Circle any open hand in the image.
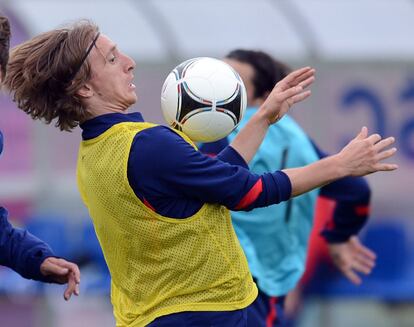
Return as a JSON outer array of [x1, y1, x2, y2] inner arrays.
[[260, 66, 315, 124], [40, 257, 80, 301], [328, 236, 376, 285], [338, 126, 398, 176]]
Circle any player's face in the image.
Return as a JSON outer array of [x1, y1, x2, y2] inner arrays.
[[224, 59, 260, 107], [87, 34, 137, 111]]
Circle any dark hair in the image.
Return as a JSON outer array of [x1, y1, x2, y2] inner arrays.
[[0, 15, 11, 78], [4, 20, 99, 131], [226, 49, 291, 100]]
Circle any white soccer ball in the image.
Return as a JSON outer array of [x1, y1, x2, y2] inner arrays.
[[160, 57, 247, 143]]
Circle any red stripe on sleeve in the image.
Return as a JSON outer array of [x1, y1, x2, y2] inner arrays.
[[356, 205, 370, 216], [234, 178, 263, 210]]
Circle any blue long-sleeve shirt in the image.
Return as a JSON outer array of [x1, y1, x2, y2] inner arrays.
[[79, 112, 292, 217], [0, 207, 54, 282], [0, 131, 55, 281]]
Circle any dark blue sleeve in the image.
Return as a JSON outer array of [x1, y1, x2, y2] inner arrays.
[[311, 141, 372, 243], [319, 176, 371, 243], [0, 207, 55, 282], [216, 146, 249, 169], [128, 126, 291, 216], [199, 138, 248, 169]]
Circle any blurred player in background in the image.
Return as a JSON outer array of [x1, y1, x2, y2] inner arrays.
[[0, 14, 80, 301], [200, 49, 377, 326], [4, 20, 397, 327]]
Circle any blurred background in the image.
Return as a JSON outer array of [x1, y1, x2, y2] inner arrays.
[[0, 0, 413, 326]]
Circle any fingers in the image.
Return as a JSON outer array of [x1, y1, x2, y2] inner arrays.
[[43, 263, 69, 276], [290, 68, 315, 88], [372, 137, 398, 170], [53, 258, 81, 284], [373, 136, 395, 150], [373, 162, 399, 171], [40, 257, 81, 301], [278, 67, 313, 89], [355, 126, 368, 140], [351, 256, 374, 275], [279, 85, 303, 98], [329, 238, 378, 286], [338, 256, 372, 285], [366, 133, 382, 145], [351, 236, 377, 260], [298, 75, 315, 90], [64, 272, 80, 301], [359, 246, 377, 261], [376, 147, 397, 162], [290, 90, 312, 105], [352, 130, 398, 173], [277, 82, 312, 105], [63, 260, 81, 284], [277, 68, 315, 92], [366, 134, 396, 162], [58, 259, 80, 301], [57, 259, 81, 282], [342, 268, 362, 285]]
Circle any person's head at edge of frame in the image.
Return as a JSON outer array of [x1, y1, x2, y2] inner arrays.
[[0, 14, 11, 156], [0, 14, 10, 84], [225, 49, 291, 108], [4, 20, 137, 132]]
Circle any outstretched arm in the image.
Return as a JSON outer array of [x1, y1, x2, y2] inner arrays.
[[283, 127, 397, 197], [231, 67, 315, 163], [0, 207, 54, 280], [0, 207, 80, 300]]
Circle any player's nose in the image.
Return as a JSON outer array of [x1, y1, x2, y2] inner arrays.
[[124, 54, 136, 73]]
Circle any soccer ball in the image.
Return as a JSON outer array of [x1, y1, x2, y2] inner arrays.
[[160, 57, 247, 143]]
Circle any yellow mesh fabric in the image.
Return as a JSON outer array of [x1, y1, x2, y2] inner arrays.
[[76, 122, 257, 327]]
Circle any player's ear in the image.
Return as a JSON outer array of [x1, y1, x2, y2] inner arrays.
[[76, 83, 94, 98]]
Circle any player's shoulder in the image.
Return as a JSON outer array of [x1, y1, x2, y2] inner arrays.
[[133, 125, 192, 156], [136, 125, 184, 142]]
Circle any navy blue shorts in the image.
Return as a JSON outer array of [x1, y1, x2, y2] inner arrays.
[[247, 289, 285, 327], [147, 308, 248, 327]]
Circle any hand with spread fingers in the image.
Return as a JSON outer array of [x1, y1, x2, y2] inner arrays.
[[283, 126, 397, 198], [231, 66, 316, 163], [40, 257, 81, 301], [260, 66, 315, 124], [338, 126, 398, 176], [328, 236, 377, 285]]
